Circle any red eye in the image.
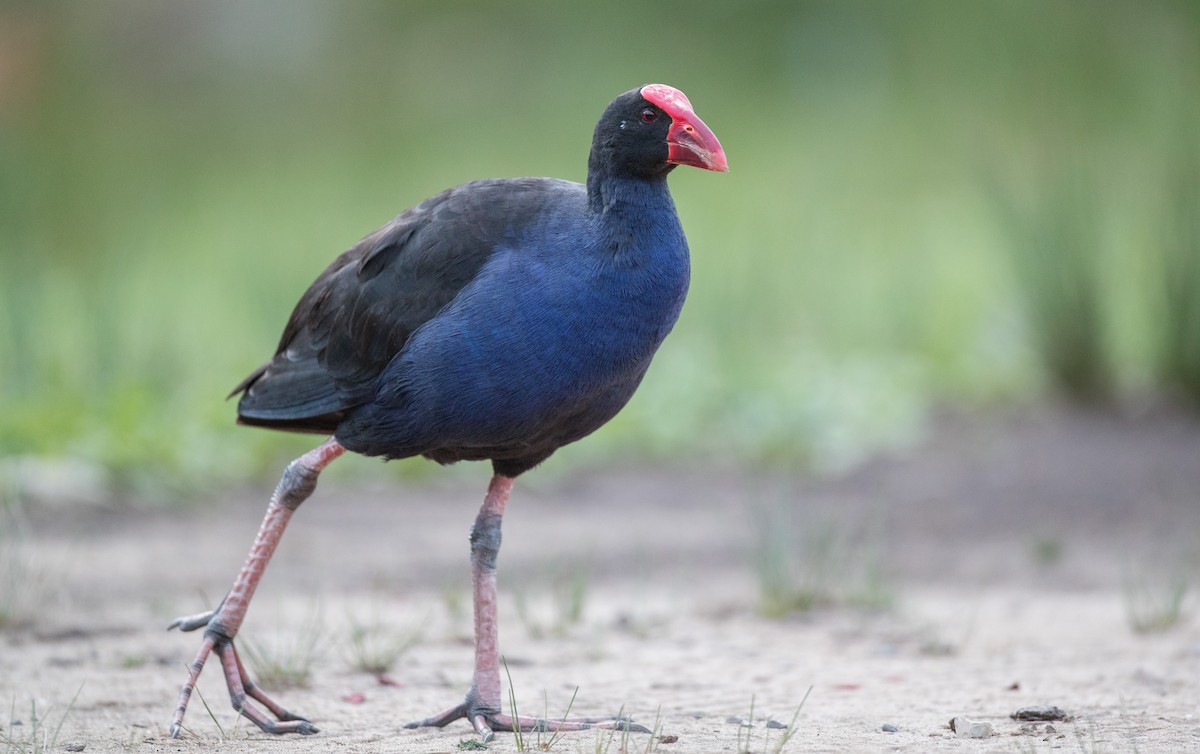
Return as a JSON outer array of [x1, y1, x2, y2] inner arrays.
[[640, 108, 657, 123]]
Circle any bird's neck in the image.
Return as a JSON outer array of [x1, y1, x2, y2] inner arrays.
[[586, 169, 679, 242], [586, 143, 676, 208]]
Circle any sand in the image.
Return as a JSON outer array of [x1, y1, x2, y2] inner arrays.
[[2, 407, 1198, 752]]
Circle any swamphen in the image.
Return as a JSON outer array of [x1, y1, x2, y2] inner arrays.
[[168, 84, 727, 742]]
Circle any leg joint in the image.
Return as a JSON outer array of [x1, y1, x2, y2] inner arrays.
[[465, 684, 502, 719], [204, 619, 233, 645], [276, 459, 319, 511], [470, 512, 503, 572]]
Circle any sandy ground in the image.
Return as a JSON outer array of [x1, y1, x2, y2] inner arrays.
[[2, 407, 1200, 753]]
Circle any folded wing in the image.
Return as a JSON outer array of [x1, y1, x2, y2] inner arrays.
[[232, 178, 558, 433]]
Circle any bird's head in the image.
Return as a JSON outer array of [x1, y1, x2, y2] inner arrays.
[[592, 84, 728, 179]]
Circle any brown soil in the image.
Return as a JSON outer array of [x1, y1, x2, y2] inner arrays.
[[3, 406, 1199, 753]]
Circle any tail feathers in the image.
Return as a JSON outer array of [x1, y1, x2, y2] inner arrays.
[[236, 412, 344, 435], [231, 359, 354, 435]]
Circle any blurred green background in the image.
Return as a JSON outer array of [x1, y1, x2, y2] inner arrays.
[[1, 0, 1197, 494]]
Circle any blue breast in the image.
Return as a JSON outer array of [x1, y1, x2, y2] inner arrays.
[[344, 181, 690, 463]]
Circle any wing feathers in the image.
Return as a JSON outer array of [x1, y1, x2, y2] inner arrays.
[[231, 178, 560, 431]]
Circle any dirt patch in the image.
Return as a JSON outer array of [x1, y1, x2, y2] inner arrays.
[[3, 406, 1199, 752]]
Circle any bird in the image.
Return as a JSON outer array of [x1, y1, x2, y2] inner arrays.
[[167, 83, 726, 742]]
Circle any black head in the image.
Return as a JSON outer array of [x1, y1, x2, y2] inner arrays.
[[589, 84, 727, 181]]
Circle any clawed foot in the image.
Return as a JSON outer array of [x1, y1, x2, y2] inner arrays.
[[404, 691, 650, 743], [168, 608, 317, 738]]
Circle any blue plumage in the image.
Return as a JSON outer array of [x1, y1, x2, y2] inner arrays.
[[339, 177, 689, 473], [234, 86, 724, 477]]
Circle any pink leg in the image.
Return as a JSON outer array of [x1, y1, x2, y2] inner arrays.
[[167, 438, 344, 738], [405, 475, 649, 743]]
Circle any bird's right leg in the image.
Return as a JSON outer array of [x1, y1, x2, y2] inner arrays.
[[405, 475, 648, 742], [166, 437, 344, 738]]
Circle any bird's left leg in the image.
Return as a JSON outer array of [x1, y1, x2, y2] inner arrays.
[[405, 475, 649, 743], [166, 437, 344, 738]]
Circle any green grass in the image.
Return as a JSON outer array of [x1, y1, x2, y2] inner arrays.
[[591, 704, 635, 754], [534, 687, 578, 752], [1158, 142, 1200, 403], [503, 658, 525, 751], [990, 157, 1114, 401], [513, 566, 590, 640], [1, 685, 84, 754], [2, 1, 1199, 489], [239, 606, 328, 690], [343, 607, 422, 676], [1124, 574, 1189, 634], [499, 660, 650, 751], [734, 695, 757, 754], [734, 690, 810, 754], [192, 680, 228, 740], [750, 483, 893, 618], [502, 659, 593, 751]]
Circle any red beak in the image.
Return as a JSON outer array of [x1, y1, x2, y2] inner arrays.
[[666, 112, 728, 172], [641, 84, 729, 173]]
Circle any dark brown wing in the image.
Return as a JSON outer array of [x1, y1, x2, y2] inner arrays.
[[232, 178, 560, 433]]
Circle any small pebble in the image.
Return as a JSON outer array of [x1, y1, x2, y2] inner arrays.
[[724, 716, 743, 725], [1012, 705, 1069, 722], [882, 723, 898, 733], [765, 720, 787, 730], [657, 734, 679, 744], [63, 743, 86, 753], [950, 716, 993, 739], [966, 722, 993, 739]]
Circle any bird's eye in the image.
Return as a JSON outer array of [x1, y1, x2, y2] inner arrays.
[[640, 108, 657, 123]]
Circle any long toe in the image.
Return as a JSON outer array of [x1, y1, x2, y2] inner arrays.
[[404, 695, 651, 742], [404, 703, 469, 730], [489, 713, 651, 735], [167, 609, 216, 632], [171, 627, 317, 738], [257, 719, 319, 736]]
